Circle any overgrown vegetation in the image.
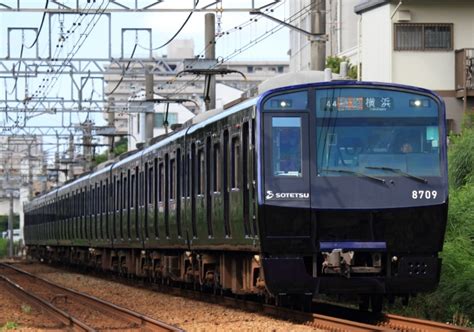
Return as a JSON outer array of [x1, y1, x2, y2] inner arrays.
[[1, 322, 18, 331], [0, 238, 7, 257], [0, 215, 19, 233], [325, 56, 358, 79], [392, 125, 474, 327], [92, 138, 128, 167]]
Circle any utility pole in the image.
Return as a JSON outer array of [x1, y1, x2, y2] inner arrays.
[[204, 13, 216, 110], [8, 193, 14, 258], [68, 133, 75, 179], [144, 66, 155, 142], [82, 120, 93, 172], [27, 144, 33, 199], [310, 0, 326, 70], [108, 97, 115, 159]]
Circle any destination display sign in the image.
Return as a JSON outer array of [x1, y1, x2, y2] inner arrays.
[[321, 97, 394, 112]]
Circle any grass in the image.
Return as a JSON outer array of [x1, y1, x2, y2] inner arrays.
[[1, 322, 18, 331], [0, 238, 7, 257], [389, 126, 474, 327]]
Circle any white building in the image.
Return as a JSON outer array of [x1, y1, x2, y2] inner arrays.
[[0, 136, 46, 215], [355, 0, 474, 133], [289, 0, 360, 71]]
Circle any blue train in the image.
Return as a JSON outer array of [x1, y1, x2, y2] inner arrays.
[[24, 78, 448, 312]]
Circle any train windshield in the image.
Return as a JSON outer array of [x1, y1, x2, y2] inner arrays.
[[315, 88, 441, 177]]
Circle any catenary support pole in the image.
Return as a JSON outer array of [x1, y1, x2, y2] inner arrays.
[[205, 13, 216, 111], [144, 66, 155, 141], [310, 0, 326, 70], [8, 193, 14, 258]]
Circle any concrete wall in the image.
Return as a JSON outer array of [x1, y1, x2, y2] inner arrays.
[[0, 198, 21, 215], [360, 4, 394, 82], [359, 1, 474, 132], [392, 2, 474, 90]]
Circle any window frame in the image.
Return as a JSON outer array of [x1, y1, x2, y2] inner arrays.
[[394, 23, 453, 51]]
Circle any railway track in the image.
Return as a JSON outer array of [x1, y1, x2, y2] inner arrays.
[[381, 313, 472, 331], [0, 263, 182, 332], [6, 262, 472, 332]]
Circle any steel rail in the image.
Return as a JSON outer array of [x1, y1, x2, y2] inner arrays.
[[9, 262, 472, 332], [0, 263, 183, 332], [0, 275, 92, 331], [381, 313, 472, 331]]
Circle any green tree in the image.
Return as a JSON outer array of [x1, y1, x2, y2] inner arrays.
[[325, 56, 358, 79], [91, 138, 128, 167]]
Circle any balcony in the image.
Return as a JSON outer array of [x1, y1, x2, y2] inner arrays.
[[455, 48, 474, 98]]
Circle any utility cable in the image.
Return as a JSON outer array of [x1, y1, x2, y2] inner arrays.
[[25, 0, 49, 49], [137, 0, 199, 51], [106, 43, 138, 96]]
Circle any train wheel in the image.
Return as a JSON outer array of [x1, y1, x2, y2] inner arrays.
[[370, 295, 383, 314]]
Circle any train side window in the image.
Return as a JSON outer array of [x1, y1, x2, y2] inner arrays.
[[170, 158, 176, 200], [138, 168, 143, 207], [198, 148, 205, 195], [123, 175, 128, 210], [104, 180, 108, 239], [127, 169, 131, 239], [177, 148, 182, 237], [186, 153, 191, 198], [154, 158, 159, 238], [213, 143, 222, 192], [98, 182, 102, 215], [180, 151, 185, 199], [159, 162, 164, 202], [148, 163, 153, 204], [116, 177, 121, 212], [131, 173, 135, 209], [231, 136, 241, 189]]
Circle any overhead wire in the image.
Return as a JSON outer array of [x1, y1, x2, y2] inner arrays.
[[30, 1, 110, 115], [137, 0, 200, 51], [25, 0, 49, 49], [167, 0, 308, 98]]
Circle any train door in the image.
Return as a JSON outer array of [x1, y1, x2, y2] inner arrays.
[[262, 113, 311, 236], [223, 130, 230, 237]]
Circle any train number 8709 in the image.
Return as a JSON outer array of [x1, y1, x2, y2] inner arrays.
[[412, 190, 438, 200]]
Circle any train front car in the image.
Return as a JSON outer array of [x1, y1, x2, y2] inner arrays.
[[257, 81, 448, 310]]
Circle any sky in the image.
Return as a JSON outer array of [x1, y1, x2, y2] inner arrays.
[[0, 0, 291, 161]]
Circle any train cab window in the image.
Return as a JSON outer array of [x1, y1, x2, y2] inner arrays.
[[231, 136, 241, 188], [213, 143, 222, 192], [197, 148, 205, 195], [271, 117, 302, 177], [263, 90, 308, 111]]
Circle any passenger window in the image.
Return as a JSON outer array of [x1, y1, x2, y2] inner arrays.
[[231, 136, 241, 188], [197, 149, 205, 195], [131, 174, 135, 208], [148, 164, 153, 204], [170, 158, 176, 200], [272, 117, 302, 177], [213, 143, 221, 192], [159, 163, 164, 202]]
